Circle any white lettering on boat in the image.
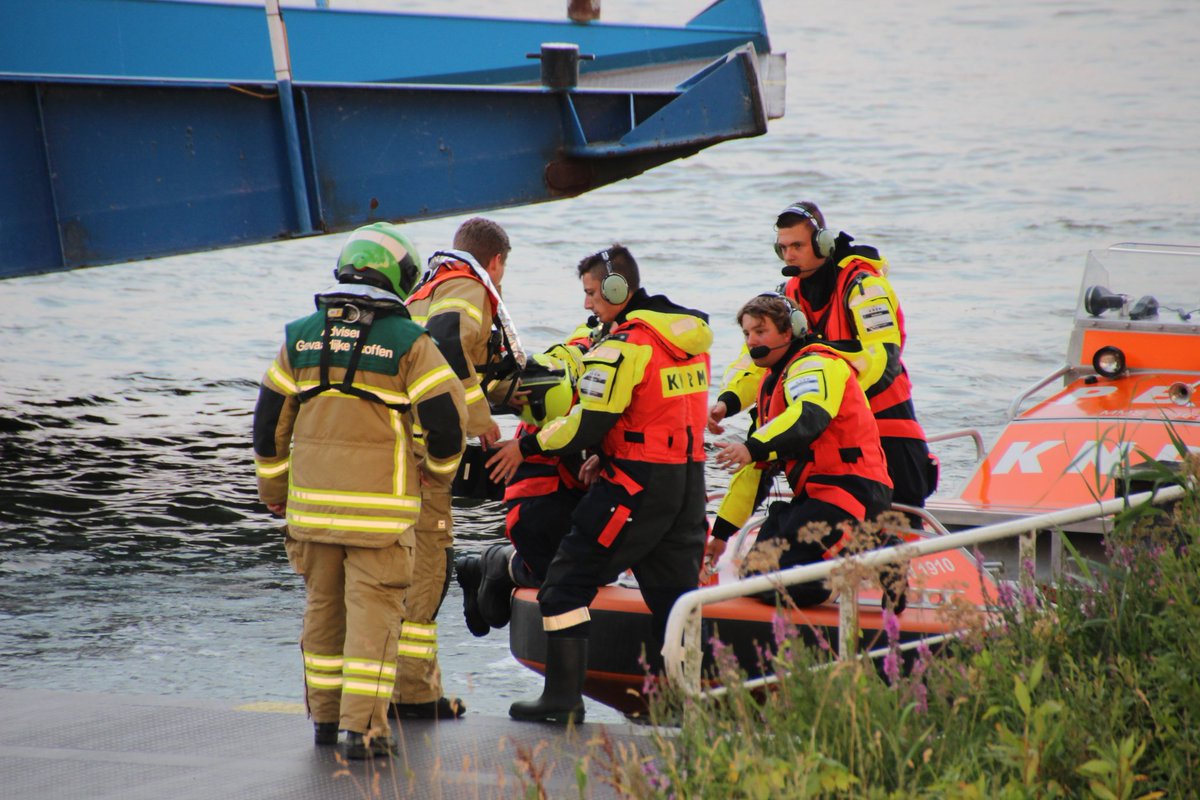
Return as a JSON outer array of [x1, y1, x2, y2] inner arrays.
[[912, 556, 957, 577], [991, 441, 1059, 474]]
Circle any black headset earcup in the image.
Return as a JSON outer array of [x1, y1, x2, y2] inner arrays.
[[812, 227, 837, 260], [601, 272, 629, 304]]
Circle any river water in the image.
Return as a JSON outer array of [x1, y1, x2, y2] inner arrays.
[[2, 0, 1198, 724]]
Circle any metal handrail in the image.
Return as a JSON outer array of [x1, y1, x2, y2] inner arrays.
[[925, 428, 986, 463], [662, 483, 1188, 697], [1006, 364, 1074, 420]]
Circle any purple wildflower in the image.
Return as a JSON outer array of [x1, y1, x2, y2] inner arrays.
[[883, 649, 900, 684], [913, 639, 932, 679], [883, 608, 901, 644], [642, 758, 672, 792], [812, 627, 831, 652], [911, 682, 928, 713], [771, 612, 797, 647]]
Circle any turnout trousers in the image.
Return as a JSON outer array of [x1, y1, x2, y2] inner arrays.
[[391, 484, 454, 704], [285, 536, 413, 737]]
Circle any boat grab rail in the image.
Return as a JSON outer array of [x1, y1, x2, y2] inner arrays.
[[1006, 364, 1075, 420], [662, 482, 1188, 698], [925, 428, 986, 464]]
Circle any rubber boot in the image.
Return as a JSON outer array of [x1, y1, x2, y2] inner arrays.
[[509, 636, 587, 724], [477, 544, 516, 629], [338, 730, 397, 760], [314, 721, 339, 746], [454, 554, 489, 637], [390, 696, 466, 720]]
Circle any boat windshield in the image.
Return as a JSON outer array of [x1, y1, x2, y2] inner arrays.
[[1076, 243, 1200, 330]]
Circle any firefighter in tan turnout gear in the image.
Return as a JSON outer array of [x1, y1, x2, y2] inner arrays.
[[253, 222, 466, 759], [390, 216, 517, 719]]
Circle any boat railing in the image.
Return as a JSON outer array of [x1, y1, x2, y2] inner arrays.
[[662, 482, 1188, 700], [925, 428, 986, 464], [1006, 364, 1075, 419]]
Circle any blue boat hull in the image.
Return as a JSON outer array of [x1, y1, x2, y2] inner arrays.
[[0, 0, 785, 277]]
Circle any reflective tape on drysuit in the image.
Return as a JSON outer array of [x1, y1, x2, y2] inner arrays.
[[542, 606, 591, 632]]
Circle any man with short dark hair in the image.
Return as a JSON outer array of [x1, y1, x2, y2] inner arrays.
[[710, 201, 936, 522], [487, 244, 711, 724], [390, 216, 517, 719]]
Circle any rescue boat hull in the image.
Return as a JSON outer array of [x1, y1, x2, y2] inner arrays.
[[928, 243, 1200, 536], [509, 544, 996, 715]]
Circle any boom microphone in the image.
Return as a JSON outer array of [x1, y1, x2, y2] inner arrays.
[[748, 341, 791, 359], [780, 266, 800, 277]]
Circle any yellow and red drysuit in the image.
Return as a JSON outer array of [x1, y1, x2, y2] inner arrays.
[[253, 285, 466, 739], [518, 290, 711, 647], [717, 237, 936, 512], [713, 337, 893, 606]]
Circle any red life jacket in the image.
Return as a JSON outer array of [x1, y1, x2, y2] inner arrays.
[[603, 318, 709, 465], [783, 258, 924, 441], [756, 341, 891, 519], [406, 259, 498, 317], [504, 420, 586, 503]]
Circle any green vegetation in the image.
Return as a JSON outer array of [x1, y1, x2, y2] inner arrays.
[[575, 458, 1199, 799]]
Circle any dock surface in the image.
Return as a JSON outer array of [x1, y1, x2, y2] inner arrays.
[[0, 688, 652, 799]]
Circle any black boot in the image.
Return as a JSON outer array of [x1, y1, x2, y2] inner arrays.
[[314, 721, 339, 746], [477, 544, 516, 629], [455, 554, 489, 637], [509, 636, 587, 724], [390, 696, 466, 720], [338, 730, 397, 760]]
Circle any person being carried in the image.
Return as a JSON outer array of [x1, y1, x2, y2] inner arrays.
[[389, 216, 516, 720], [457, 323, 595, 637], [487, 245, 711, 724], [708, 293, 905, 611], [709, 201, 936, 524], [253, 222, 466, 759]]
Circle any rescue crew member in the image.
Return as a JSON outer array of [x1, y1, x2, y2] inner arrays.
[[457, 325, 594, 637], [487, 245, 711, 724], [390, 216, 514, 720], [708, 202, 936, 523], [708, 294, 904, 610], [253, 222, 466, 759]]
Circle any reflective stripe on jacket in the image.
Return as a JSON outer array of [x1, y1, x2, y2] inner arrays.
[[756, 341, 891, 509], [783, 251, 926, 442], [254, 313, 465, 547]]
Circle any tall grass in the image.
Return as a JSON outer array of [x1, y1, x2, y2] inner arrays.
[[585, 457, 1199, 799]]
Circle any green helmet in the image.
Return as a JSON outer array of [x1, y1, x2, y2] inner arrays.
[[518, 352, 577, 428], [336, 222, 421, 300]]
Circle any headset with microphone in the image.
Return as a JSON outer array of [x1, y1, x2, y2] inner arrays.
[[748, 293, 808, 359], [774, 204, 838, 264], [596, 249, 629, 305]]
